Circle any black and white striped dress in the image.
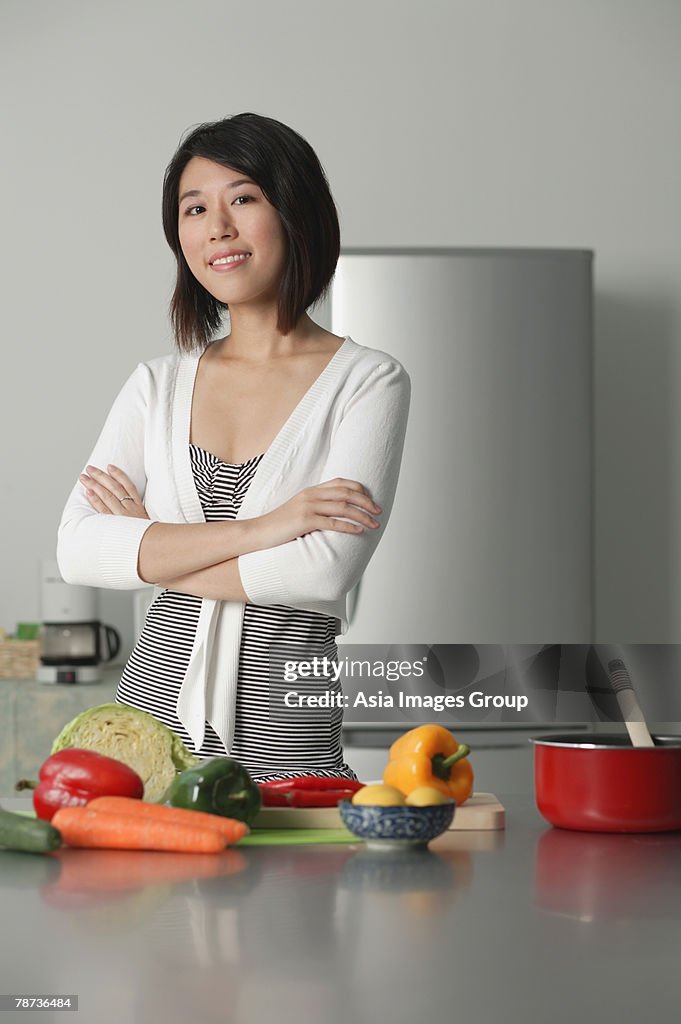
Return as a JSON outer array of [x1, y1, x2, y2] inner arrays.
[[115, 444, 357, 782]]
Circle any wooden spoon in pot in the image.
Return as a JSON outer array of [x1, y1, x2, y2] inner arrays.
[[607, 658, 655, 747]]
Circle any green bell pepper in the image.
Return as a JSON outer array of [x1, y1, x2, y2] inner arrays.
[[161, 757, 261, 826]]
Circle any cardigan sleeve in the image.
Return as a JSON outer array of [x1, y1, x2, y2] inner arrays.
[[56, 363, 159, 589], [237, 358, 411, 611]]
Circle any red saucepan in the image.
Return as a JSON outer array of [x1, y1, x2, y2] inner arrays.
[[531, 734, 681, 833]]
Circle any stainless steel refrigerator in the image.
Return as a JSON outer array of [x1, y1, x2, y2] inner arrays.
[[330, 247, 593, 645]]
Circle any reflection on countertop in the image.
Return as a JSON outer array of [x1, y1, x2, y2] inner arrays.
[[2, 796, 681, 1023], [535, 825, 681, 924]]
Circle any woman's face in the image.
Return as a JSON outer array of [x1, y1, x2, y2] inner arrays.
[[177, 156, 288, 310]]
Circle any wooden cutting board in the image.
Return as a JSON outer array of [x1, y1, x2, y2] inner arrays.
[[253, 792, 505, 831]]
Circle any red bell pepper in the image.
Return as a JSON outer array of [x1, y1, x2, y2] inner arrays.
[[16, 749, 144, 822]]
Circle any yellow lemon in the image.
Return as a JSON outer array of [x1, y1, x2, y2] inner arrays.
[[351, 784, 406, 807], [405, 786, 453, 807]]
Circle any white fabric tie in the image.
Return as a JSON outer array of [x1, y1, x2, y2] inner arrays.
[[176, 598, 220, 751], [176, 598, 246, 752]]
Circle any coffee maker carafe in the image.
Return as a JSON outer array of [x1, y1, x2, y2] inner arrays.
[[38, 560, 121, 684]]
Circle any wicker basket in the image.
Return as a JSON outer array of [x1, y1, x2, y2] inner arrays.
[[0, 639, 40, 679]]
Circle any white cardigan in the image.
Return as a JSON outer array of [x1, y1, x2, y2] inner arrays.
[[57, 335, 411, 751]]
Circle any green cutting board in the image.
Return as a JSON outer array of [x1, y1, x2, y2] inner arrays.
[[240, 828, 357, 846]]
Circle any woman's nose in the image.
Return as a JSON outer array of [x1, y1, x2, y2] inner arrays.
[[207, 207, 235, 241]]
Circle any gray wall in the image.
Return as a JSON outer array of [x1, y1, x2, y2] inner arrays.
[[1, 0, 680, 653]]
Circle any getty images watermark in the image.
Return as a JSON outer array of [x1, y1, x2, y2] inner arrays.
[[279, 654, 528, 713], [265, 644, 674, 725], [264, 645, 545, 726]]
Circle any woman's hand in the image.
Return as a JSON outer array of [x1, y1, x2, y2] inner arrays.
[[79, 464, 150, 519], [253, 478, 382, 549]]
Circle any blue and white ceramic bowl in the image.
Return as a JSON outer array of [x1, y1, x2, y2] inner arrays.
[[338, 799, 455, 851]]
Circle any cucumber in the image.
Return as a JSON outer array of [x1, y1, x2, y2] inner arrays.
[[0, 808, 62, 854]]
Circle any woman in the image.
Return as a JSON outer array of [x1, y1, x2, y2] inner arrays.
[[57, 113, 410, 781]]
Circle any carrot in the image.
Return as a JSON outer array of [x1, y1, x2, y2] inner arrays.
[[86, 796, 249, 844], [51, 806, 227, 853]]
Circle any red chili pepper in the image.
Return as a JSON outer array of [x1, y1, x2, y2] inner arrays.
[[260, 776, 364, 793], [15, 749, 144, 822], [285, 789, 359, 808], [257, 786, 291, 807], [258, 783, 361, 808]]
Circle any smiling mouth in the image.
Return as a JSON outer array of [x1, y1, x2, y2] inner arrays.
[[210, 253, 252, 267]]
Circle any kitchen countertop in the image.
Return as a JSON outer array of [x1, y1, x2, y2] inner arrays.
[[0, 670, 120, 797], [1, 794, 680, 1024]]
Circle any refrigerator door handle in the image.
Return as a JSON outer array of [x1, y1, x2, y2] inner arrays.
[[347, 580, 361, 625]]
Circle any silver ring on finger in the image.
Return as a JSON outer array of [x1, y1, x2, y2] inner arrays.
[[120, 496, 135, 503]]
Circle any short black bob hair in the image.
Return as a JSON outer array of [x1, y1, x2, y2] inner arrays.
[[162, 112, 341, 353]]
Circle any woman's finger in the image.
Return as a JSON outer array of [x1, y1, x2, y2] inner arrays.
[[80, 470, 120, 501], [107, 464, 142, 501], [320, 478, 368, 494], [82, 476, 148, 518], [80, 475, 124, 514], [317, 488, 381, 512], [84, 488, 112, 515], [312, 516, 365, 534], [80, 467, 133, 515], [314, 482, 381, 511], [314, 500, 380, 528], [82, 465, 130, 502]]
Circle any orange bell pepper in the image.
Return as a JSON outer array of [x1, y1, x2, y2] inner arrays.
[[383, 724, 474, 805]]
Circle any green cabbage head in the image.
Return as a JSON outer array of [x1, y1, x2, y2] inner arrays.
[[51, 703, 200, 802]]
